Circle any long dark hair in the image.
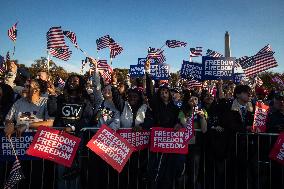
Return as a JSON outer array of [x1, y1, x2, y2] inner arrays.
[[156, 86, 174, 105], [180, 89, 192, 117], [63, 74, 90, 101], [0, 83, 14, 122]]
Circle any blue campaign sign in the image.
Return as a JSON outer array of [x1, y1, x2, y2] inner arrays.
[[233, 73, 246, 84], [129, 65, 145, 77], [202, 57, 236, 80], [0, 131, 37, 161], [137, 58, 158, 65], [180, 61, 203, 81], [150, 64, 170, 80]]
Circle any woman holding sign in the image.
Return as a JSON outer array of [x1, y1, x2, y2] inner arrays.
[[4, 78, 54, 189], [88, 58, 121, 189], [47, 74, 94, 189], [178, 90, 207, 189], [145, 61, 185, 189]]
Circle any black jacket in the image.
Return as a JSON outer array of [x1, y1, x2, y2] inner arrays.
[[146, 73, 179, 128], [47, 94, 94, 133]]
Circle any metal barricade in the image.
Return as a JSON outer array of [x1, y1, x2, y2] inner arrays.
[[235, 132, 284, 189], [0, 126, 283, 189]]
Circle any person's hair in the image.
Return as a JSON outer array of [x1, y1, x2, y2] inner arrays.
[[200, 89, 210, 103], [30, 79, 48, 95], [156, 86, 173, 104], [64, 74, 89, 100], [0, 83, 14, 107], [181, 89, 195, 117], [233, 85, 251, 98], [127, 88, 143, 107]]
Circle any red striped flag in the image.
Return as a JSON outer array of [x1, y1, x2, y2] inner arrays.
[[166, 40, 187, 48], [96, 35, 110, 50], [187, 80, 203, 89], [0, 66, 6, 74], [4, 159, 24, 189], [255, 76, 263, 87], [257, 44, 272, 54], [271, 76, 284, 88], [8, 22, 18, 42], [206, 49, 223, 57], [190, 47, 202, 57], [63, 31, 78, 48], [57, 77, 65, 88], [47, 26, 67, 49], [240, 51, 277, 77], [109, 38, 123, 58], [147, 48, 166, 64], [238, 45, 278, 77], [50, 47, 72, 61], [97, 60, 113, 82]]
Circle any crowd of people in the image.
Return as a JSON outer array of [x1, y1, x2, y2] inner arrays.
[[0, 58, 283, 189]]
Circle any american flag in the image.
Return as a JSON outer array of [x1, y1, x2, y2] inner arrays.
[[81, 57, 88, 70], [187, 79, 203, 89], [257, 44, 272, 54], [109, 38, 123, 59], [6, 52, 10, 62], [63, 31, 78, 48], [57, 77, 65, 88], [8, 22, 18, 42], [254, 76, 263, 87], [190, 47, 203, 57], [46, 26, 67, 49], [50, 47, 72, 61], [208, 85, 217, 97], [239, 51, 277, 77], [97, 60, 113, 82], [0, 66, 6, 74], [4, 159, 25, 189], [0, 55, 5, 66], [236, 56, 249, 66], [97, 60, 110, 70], [96, 35, 110, 50], [206, 49, 224, 57], [166, 40, 187, 48], [147, 48, 166, 64], [272, 76, 284, 88]]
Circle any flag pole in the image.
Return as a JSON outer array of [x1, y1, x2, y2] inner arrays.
[[81, 60, 84, 75], [47, 50, 50, 74], [8, 138, 19, 161], [110, 47, 113, 65], [146, 43, 167, 61], [12, 41, 16, 56]]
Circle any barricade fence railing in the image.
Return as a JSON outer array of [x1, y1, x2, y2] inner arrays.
[[0, 126, 283, 189]]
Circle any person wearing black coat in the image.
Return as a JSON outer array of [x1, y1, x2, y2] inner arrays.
[[47, 74, 94, 189], [220, 85, 255, 189], [145, 71, 185, 189]]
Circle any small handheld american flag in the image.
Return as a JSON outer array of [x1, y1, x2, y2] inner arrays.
[[147, 47, 166, 64], [46, 26, 67, 50], [97, 60, 113, 82], [238, 45, 277, 77], [109, 38, 123, 59], [4, 139, 25, 189], [49, 47, 72, 61], [63, 31, 78, 48], [8, 22, 18, 42], [190, 47, 203, 57], [166, 40, 187, 48], [6, 52, 10, 62], [206, 49, 224, 57], [96, 35, 110, 50]]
